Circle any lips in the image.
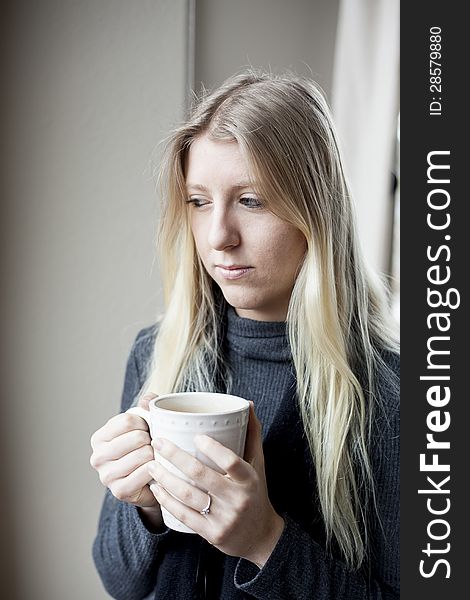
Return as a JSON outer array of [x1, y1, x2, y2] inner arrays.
[[215, 264, 253, 280]]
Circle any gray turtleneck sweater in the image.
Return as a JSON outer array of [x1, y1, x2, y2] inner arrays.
[[93, 312, 400, 600], [225, 306, 295, 435]]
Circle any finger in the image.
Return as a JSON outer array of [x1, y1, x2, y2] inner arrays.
[[153, 438, 223, 494], [92, 429, 151, 466], [91, 412, 149, 447], [150, 482, 209, 534], [194, 435, 251, 482], [109, 462, 156, 504], [100, 444, 155, 486], [243, 402, 263, 466], [138, 392, 158, 410], [147, 460, 210, 513]]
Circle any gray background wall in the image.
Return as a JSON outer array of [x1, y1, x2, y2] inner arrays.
[[1, 1, 188, 598], [0, 1, 371, 599], [195, 0, 339, 95]]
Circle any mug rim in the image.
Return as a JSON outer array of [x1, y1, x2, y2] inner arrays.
[[148, 392, 250, 416]]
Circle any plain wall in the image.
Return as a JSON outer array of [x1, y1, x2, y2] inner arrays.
[[1, 1, 188, 598], [195, 0, 339, 96]]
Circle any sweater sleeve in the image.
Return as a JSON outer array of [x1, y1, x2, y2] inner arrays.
[[234, 360, 400, 600], [92, 327, 171, 600], [233, 515, 398, 600]]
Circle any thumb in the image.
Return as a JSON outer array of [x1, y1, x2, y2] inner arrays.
[[138, 392, 158, 410], [243, 401, 263, 467]]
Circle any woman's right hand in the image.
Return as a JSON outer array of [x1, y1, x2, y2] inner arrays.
[[90, 393, 160, 511]]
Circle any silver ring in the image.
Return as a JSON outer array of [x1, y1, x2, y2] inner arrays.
[[200, 492, 211, 515]]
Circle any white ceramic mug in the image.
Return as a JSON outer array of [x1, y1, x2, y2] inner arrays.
[[127, 391, 250, 533]]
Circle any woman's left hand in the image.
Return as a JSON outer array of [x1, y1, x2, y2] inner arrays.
[[147, 402, 285, 568]]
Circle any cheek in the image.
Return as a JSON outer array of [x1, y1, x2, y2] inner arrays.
[[190, 219, 207, 253], [288, 234, 307, 266], [259, 227, 305, 268]]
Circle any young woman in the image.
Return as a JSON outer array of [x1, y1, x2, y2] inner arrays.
[[90, 70, 399, 599]]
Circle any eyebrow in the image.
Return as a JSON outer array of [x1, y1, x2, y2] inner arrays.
[[186, 182, 255, 192]]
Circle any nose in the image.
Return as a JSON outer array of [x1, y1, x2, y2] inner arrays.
[[207, 206, 240, 251]]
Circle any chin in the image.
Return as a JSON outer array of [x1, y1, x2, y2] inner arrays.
[[219, 288, 258, 311], [220, 289, 280, 320]]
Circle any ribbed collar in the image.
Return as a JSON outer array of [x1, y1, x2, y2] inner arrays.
[[225, 306, 291, 362]]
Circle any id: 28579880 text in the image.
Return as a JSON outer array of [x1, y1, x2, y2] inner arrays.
[[429, 26, 443, 116]]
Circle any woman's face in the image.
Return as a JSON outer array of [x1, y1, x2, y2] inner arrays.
[[185, 135, 306, 321]]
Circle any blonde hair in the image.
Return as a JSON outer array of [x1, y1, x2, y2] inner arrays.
[[145, 70, 398, 568]]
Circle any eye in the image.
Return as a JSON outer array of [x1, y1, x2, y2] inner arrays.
[[240, 196, 263, 209], [186, 197, 209, 208]]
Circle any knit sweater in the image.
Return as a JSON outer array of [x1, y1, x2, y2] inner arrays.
[[225, 307, 295, 434], [92, 314, 400, 599]]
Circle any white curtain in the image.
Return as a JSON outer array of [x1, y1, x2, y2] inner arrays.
[[332, 0, 399, 274]]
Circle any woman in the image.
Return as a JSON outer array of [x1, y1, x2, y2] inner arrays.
[[90, 70, 399, 599]]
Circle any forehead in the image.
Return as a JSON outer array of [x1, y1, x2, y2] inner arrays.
[[185, 135, 253, 188]]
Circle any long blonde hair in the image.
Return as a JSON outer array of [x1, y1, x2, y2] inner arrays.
[[145, 70, 398, 568]]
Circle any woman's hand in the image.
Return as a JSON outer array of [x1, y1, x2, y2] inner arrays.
[[90, 393, 162, 526], [147, 402, 285, 567]]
